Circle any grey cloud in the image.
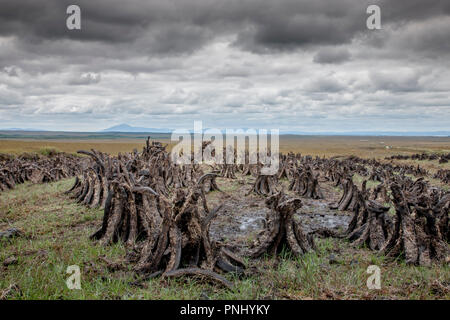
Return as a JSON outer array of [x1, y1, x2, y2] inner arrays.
[[379, 0, 450, 23], [306, 78, 346, 93], [389, 17, 450, 59], [0, 0, 426, 56], [2, 66, 20, 77], [68, 72, 101, 85], [0, 0, 449, 72], [369, 71, 422, 92], [313, 47, 351, 64], [0, 87, 24, 105]]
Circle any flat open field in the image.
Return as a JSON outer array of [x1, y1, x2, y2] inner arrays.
[[1, 132, 449, 158], [0, 131, 173, 156], [2, 134, 449, 177]]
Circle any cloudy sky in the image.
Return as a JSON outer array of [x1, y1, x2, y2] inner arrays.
[[0, 0, 449, 132]]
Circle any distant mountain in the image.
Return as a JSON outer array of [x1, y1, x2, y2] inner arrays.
[[102, 124, 171, 133]]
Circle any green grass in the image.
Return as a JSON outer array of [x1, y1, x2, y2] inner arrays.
[[1, 179, 449, 300], [37, 147, 62, 157], [352, 173, 381, 190]]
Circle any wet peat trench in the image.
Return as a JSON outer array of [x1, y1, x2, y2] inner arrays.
[[210, 196, 351, 254]]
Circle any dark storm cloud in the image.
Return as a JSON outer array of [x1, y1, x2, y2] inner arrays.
[[0, 0, 449, 69], [0, 0, 440, 55], [378, 0, 450, 22]]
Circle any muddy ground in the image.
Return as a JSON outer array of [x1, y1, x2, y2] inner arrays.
[[207, 175, 352, 255]]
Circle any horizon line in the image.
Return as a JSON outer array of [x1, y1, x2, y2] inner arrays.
[[0, 129, 449, 137]]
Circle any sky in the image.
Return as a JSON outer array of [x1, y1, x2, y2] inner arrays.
[[0, 0, 449, 132]]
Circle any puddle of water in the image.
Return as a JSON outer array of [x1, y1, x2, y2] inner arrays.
[[299, 213, 350, 233], [239, 216, 264, 232], [209, 195, 351, 254]]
